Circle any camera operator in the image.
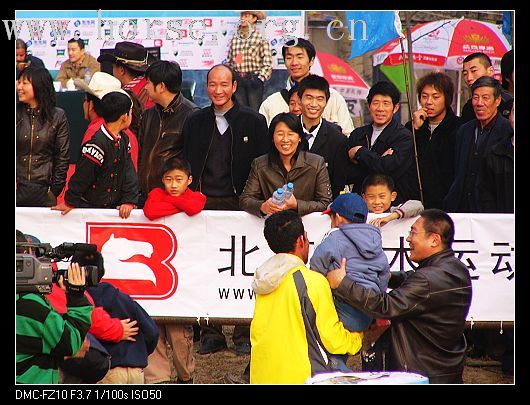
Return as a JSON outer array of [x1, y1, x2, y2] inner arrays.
[[48, 251, 139, 383], [16, 257, 93, 384]]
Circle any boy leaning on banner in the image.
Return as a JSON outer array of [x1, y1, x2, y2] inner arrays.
[[52, 91, 138, 218], [142, 157, 205, 384], [361, 174, 424, 228]]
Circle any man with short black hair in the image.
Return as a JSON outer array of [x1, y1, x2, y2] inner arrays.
[[327, 208, 472, 383], [297, 74, 351, 197], [346, 81, 420, 205], [259, 37, 354, 136], [137, 60, 199, 207], [444, 76, 512, 213], [406, 72, 461, 209], [460, 52, 512, 123], [250, 210, 363, 384], [56, 38, 100, 88]]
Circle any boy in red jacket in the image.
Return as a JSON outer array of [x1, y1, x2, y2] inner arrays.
[[143, 157, 206, 220], [143, 157, 205, 383]]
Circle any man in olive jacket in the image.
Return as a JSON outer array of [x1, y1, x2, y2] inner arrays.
[[327, 209, 472, 383]]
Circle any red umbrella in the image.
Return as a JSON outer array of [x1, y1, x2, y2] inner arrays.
[[372, 18, 511, 112], [312, 51, 370, 100], [373, 18, 510, 73]]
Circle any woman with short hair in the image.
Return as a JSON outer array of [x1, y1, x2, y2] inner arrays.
[[240, 112, 332, 217]]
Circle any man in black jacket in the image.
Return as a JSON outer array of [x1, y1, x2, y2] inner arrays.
[[406, 72, 461, 209], [182, 64, 269, 355], [478, 102, 514, 213], [443, 77, 512, 213], [327, 209, 472, 383], [346, 81, 420, 204], [137, 60, 199, 207], [460, 52, 512, 124], [297, 74, 350, 198]]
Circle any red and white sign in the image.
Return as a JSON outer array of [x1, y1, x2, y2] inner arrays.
[[87, 222, 178, 299], [16, 208, 514, 321]]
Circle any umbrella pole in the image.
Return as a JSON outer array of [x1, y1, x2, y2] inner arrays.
[[399, 36, 424, 206], [456, 70, 462, 115]]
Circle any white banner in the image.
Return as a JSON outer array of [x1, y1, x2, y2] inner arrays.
[[15, 10, 304, 70], [15, 208, 514, 322]]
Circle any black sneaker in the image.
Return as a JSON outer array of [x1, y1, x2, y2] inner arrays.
[[198, 339, 227, 354], [234, 342, 251, 355]]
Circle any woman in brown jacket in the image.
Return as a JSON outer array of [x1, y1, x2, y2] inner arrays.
[[240, 112, 332, 217], [16, 66, 70, 207]]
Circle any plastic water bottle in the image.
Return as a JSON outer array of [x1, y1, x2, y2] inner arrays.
[[84, 68, 91, 84], [283, 182, 294, 200], [271, 187, 285, 206]]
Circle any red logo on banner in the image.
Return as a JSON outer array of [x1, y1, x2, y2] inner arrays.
[[86, 222, 178, 300]]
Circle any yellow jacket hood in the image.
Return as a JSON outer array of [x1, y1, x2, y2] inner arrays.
[[252, 253, 305, 295]]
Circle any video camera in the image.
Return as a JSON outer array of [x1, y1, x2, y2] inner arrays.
[[16, 242, 102, 294]]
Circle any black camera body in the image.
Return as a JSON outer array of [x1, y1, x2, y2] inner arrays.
[[16, 242, 101, 294]]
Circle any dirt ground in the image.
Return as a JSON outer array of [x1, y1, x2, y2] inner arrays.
[[187, 326, 514, 385]]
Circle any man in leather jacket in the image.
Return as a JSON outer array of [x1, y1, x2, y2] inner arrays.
[[137, 60, 199, 207], [327, 209, 472, 383]]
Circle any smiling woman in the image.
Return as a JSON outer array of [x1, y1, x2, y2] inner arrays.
[[239, 112, 332, 217], [16, 66, 70, 207]]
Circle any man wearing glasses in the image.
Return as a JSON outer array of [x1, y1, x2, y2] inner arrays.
[[326, 209, 472, 383]]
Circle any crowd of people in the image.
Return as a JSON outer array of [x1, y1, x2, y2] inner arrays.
[[16, 10, 514, 385]]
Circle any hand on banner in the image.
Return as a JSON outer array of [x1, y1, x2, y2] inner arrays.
[[117, 203, 135, 219], [326, 258, 347, 289], [369, 212, 398, 227], [51, 202, 74, 215], [412, 107, 429, 130]]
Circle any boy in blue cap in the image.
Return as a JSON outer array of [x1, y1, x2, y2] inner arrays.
[[310, 192, 390, 371]]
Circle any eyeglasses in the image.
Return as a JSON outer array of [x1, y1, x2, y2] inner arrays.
[[408, 230, 430, 238]]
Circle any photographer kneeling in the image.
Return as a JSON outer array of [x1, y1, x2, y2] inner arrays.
[[16, 236, 93, 384]]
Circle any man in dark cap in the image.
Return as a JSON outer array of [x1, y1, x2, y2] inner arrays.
[[98, 41, 155, 109]]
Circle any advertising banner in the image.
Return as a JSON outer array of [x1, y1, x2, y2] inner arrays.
[[16, 208, 515, 322]]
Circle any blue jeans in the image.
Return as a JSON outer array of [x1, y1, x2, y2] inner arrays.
[[334, 295, 372, 332], [328, 296, 373, 372]]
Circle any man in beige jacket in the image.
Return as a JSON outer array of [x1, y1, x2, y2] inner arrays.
[[56, 38, 100, 88]]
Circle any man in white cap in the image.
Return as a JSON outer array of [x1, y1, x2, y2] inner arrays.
[[75, 72, 140, 170], [226, 10, 272, 111], [54, 72, 140, 206]]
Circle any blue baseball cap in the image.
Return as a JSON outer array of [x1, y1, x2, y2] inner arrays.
[[322, 192, 368, 223]]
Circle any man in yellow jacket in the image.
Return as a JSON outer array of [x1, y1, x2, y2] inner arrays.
[[250, 210, 363, 384]]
